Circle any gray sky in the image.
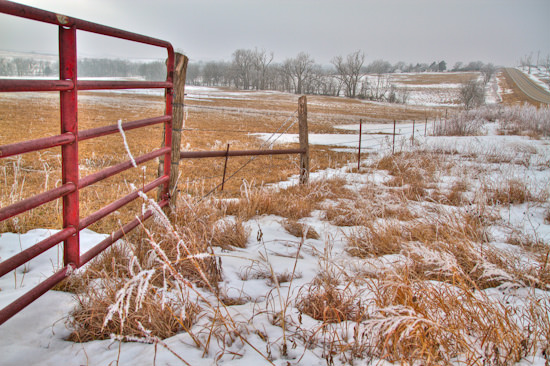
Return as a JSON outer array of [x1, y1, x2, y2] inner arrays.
[[1, 0, 549, 67]]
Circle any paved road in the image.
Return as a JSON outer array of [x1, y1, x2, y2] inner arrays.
[[504, 68, 550, 105]]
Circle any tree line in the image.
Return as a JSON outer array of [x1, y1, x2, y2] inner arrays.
[[0, 57, 166, 81], [0, 49, 500, 102]]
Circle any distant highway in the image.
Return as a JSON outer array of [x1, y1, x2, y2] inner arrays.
[[504, 68, 550, 105]]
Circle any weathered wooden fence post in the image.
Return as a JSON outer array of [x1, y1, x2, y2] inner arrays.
[[298, 95, 309, 184], [168, 53, 188, 207], [158, 53, 188, 208]]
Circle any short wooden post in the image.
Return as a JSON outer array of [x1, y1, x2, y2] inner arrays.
[[298, 95, 309, 184], [392, 119, 396, 155]]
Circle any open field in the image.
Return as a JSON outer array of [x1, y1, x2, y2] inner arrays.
[[0, 75, 452, 233], [2, 71, 550, 365]]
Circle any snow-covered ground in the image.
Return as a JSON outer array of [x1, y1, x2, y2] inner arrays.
[[518, 66, 550, 93], [2, 80, 550, 365]]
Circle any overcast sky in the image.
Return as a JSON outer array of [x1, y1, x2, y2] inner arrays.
[[1, 0, 549, 67]]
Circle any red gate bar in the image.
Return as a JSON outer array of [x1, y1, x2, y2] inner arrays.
[[79, 176, 168, 230], [0, 132, 75, 158], [77, 80, 172, 90], [0, 183, 76, 222], [0, 79, 74, 92], [79, 148, 170, 189], [0, 266, 71, 326], [78, 116, 171, 141], [79, 200, 168, 266], [0, 228, 76, 278]]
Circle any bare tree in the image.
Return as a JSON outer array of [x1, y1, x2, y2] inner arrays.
[[521, 53, 533, 74], [231, 49, 254, 89], [251, 48, 273, 90], [283, 52, 315, 94], [459, 80, 485, 110], [331, 50, 365, 98], [480, 63, 497, 85]]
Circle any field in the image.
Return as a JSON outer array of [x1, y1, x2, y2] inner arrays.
[[1, 71, 550, 365], [0, 79, 449, 233]]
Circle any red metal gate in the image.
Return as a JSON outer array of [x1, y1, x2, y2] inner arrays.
[[0, 0, 175, 325]]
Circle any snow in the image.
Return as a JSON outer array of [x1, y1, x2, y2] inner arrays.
[[518, 66, 550, 93], [2, 81, 550, 365]]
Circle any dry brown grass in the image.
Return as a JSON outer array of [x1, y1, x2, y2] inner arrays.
[[346, 221, 404, 258], [281, 219, 320, 240], [211, 218, 250, 249], [484, 178, 547, 205], [67, 275, 200, 342], [363, 273, 530, 365], [296, 276, 363, 324], [222, 177, 352, 221], [444, 180, 470, 206]]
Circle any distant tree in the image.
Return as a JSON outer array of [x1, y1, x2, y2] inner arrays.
[[452, 62, 463, 71], [438, 60, 447, 72], [13, 57, 35, 76], [393, 61, 406, 72], [365, 59, 392, 74], [459, 80, 485, 110], [138, 61, 165, 81], [480, 63, 496, 84], [521, 53, 533, 74], [283, 52, 315, 94], [462, 61, 484, 72], [231, 49, 255, 89], [331, 50, 365, 98], [186, 62, 201, 85], [251, 48, 273, 90]]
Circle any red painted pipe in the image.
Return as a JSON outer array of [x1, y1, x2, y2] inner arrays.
[[79, 176, 168, 230], [0, 132, 75, 158], [0, 183, 76, 222], [0, 266, 70, 326], [0, 227, 76, 278], [0, 79, 73, 92], [77, 80, 172, 90], [78, 116, 170, 141], [79, 200, 168, 266], [79, 147, 170, 189]]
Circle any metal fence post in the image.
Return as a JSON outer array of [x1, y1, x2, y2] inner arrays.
[[357, 119, 362, 171], [298, 95, 309, 184], [392, 119, 396, 155], [59, 25, 80, 268], [412, 119, 415, 146]]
